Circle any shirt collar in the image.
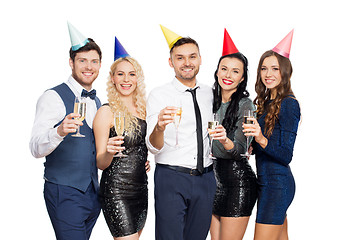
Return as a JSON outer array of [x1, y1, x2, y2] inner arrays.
[[67, 75, 94, 96], [171, 77, 201, 93]]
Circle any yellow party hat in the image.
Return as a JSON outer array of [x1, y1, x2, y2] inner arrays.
[[160, 24, 182, 49]]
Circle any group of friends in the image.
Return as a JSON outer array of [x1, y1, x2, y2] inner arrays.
[[29, 23, 301, 240]]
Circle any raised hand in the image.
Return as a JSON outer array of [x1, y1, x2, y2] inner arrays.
[[57, 113, 83, 137], [106, 136, 125, 155]]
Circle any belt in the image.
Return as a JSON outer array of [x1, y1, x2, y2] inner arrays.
[[157, 164, 213, 176]]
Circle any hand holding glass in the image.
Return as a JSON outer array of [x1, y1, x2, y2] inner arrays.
[[72, 96, 86, 137], [113, 112, 127, 157], [208, 113, 220, 159], [241, 110, 254, 157]]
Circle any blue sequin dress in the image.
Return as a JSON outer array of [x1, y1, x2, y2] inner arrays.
[[253, 97, 300, 225]]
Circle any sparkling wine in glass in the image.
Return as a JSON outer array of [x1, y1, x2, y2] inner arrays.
[[113, 112, 127, 157], [173, 106, 182, 148], [208, 113, 220, 159], [241, 109, 254, 157], [72, 96, 86, 137]]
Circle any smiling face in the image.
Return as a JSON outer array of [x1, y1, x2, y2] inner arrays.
[[260, 55, 282, 97], [216, 57, 244, 96], [69, 50, 101, 90], [111, 60, 137, 97], [169, 43, 201, 87]]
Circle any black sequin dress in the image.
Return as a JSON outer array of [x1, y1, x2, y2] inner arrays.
[[212, 98, 257, 217], [99, 118, 148, 237]]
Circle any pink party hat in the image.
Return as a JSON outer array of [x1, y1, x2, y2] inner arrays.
[[272, 29, 294, 58], [222, 28, 239, 56]]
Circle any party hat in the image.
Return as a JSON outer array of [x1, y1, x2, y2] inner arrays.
[[272, 29, 294, 58], [114, 36, 129, 61], [222, 28, 239, 56], [67, 22, 89, 51], [160, 25, 182, 49]]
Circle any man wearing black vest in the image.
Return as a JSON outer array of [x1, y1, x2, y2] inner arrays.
[[146, 26, 216, 240], [30, 23, 102, 240]]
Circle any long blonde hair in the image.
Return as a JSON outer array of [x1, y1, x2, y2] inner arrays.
[[107, 57, 146, 134]]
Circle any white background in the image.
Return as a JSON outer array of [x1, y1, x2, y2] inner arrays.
[[1, 0, 359, 239]]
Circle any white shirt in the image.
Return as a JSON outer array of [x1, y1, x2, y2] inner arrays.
[[29, 76, 98, 158], [146, 78, 213, 169]]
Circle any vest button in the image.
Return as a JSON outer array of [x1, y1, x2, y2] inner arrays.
[[92, 151, 95, 155]]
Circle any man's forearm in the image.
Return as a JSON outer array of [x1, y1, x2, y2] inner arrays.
[[149, 124, 165, 150]]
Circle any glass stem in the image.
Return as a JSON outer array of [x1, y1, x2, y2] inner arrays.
[[175, 128, 179, 146], [245, 136, 249, 154]]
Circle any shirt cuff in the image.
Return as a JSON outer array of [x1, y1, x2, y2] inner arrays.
[[225, 146, 236, 154], [50, 127, 65, 144], [145, 136, 163, 155]]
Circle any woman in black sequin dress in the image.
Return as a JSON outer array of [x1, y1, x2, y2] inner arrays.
[[93, 51, 148, 239], [209, 29, 257, 240]]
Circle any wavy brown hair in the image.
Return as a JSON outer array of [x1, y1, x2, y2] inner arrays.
[[107, 57, 146, 135], [254, 50, 294, 137]]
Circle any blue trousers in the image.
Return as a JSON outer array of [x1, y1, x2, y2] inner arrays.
[[154, 165, 216, 240], [44, 181, 101, 240]]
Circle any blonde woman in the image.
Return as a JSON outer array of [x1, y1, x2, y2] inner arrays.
[[93, 42, 148, 240]]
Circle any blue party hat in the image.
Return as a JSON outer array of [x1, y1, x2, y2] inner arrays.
[[114, 36, 129, 61], [67, 22, 89, 51]]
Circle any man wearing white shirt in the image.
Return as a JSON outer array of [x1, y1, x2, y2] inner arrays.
[[146, 37, 216, 240], [29, 38, 102, 240]]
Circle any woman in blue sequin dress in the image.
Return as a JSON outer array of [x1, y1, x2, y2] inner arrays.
[[243, 50, 300, 240]]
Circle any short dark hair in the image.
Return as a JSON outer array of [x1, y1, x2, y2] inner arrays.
[[69, 38, 102, 61], [170, 37, 200, 54]]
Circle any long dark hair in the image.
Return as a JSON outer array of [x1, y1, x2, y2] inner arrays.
[[213, 52, 249, 132], [254, 50, 294, 137]]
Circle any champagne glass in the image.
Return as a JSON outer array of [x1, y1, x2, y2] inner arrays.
[[72, 96, 86, 137], [173, 105, 182, 148], [113, 112, 127, 157], [208, 113, 220, 159], [241, 109, 254, 157]]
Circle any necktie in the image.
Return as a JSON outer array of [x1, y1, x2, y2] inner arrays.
[[186, 87, 204, 173], [81, 89, 97, 100]]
